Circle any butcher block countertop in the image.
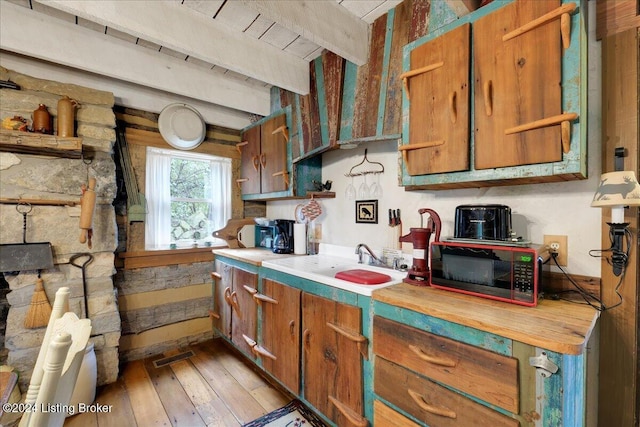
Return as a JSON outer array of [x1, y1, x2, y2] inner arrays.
[[212, 248, 297, 266], [373, 283, 600, 355]]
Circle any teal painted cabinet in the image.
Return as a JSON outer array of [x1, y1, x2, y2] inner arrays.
[[372, 300, 596, 427], [400, 0, 587, 190], [238, 106, 322, 201], [212, 255, 373, 426]]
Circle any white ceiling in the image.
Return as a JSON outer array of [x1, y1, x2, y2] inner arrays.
[[0, 0, 403, 129]]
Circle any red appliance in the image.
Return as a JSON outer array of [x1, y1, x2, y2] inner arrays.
[[399, 208, 441, 286]]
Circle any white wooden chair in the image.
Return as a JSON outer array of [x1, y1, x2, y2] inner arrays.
[[19, 287, 92, 427]]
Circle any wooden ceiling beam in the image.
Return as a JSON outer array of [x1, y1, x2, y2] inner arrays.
[[240, 0, 370, 65], [0, 2, 270, 120], [31, 0, 311, 94]]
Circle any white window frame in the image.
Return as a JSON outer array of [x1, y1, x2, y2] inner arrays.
[[145, 147, 231, 250]]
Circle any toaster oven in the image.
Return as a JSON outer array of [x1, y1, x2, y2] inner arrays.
[[430, 241, 550, 306]]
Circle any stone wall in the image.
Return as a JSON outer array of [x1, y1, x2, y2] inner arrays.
[[0, 67, 121, 389]]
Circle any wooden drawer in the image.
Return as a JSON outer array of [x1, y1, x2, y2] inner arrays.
[[375, 357, 519, 427], [373, 316, 518, 413]]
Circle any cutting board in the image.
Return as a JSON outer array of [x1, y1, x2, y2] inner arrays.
[[212, 218, 256, 248], [335, 269, 392, 285]]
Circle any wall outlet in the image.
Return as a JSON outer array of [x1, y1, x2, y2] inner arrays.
[[543, 235, 568, 266]]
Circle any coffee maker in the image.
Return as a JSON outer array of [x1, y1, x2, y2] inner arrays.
[[272, 219, 295, 254], [399, 208, 441, 286]]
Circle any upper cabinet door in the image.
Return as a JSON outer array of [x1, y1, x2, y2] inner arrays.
[[238, 125, 261, 195], [260, 113, 288, 194], [474, 0, 562, 169], [405, 23, 471, 176]]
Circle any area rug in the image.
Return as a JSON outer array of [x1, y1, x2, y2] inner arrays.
[[243, 399, 327, 427]]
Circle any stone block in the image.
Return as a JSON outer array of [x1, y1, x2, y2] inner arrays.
[[103, 331, 121, 348], [95, 346, 119, 386], [0, 66, 115, 106], [77, 123, 116, 142], [90, 311, 122, 336], [87, 290, 117, 317], [76, 104, 116, 127]]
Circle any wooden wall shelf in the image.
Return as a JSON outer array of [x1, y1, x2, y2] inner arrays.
[[0, 129, 82, 158]]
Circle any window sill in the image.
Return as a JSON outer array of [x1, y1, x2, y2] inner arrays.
[[117, 245, 226, 269]]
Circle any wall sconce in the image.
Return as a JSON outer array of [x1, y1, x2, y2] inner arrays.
[[591, 163, 640, 276]]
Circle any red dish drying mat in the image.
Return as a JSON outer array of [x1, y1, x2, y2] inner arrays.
[[335, 269, 392, 285]]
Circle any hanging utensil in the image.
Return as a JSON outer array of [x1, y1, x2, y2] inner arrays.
[[69, 253, 94, 319], [0, 203, 54, 273], [79, 178, 97, 249]]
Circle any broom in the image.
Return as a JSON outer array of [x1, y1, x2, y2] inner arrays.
[[24, 278, 52, 329]]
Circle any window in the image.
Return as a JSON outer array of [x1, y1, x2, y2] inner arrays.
[[145, 147, 231, 249]]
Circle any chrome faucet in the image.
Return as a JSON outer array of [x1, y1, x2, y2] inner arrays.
[[355, 243, 386, 267]]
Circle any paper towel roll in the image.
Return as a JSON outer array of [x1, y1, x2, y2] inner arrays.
[[294, 223, 307, 254]]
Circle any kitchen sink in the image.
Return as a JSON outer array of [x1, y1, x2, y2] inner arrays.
[[261, 254, 406, 296]]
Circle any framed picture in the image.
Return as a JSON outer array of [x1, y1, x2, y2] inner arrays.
[[355, 200, 378, 224]]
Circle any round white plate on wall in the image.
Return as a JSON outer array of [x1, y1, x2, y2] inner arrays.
[[158, 103, 206, 150]]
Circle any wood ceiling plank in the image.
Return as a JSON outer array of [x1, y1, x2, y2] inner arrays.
[[32, 0, 310, 94], [241, 0, 369, 65], [0, 2, 270, 120]]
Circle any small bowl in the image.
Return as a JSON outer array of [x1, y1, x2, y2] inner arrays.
[[255, 217, 270, 226]]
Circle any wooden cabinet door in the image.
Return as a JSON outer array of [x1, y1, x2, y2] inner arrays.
[[261, 279, 301, 394], [230, 267, 258, 358], [302, 293, 365, 426], [212, 260, 233, 338], [260, 114, 288, 194], [239, 125, 261, 195], [406, 23, 470, 175], [474, 0, 562, 169]]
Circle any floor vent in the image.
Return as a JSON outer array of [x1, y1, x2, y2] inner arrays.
[[153, 350, 195, 368]]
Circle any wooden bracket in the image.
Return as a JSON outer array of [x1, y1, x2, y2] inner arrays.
[[236, 178, 248, 189], [502, 3, 576, 49], [504, 112, 578, 153], [271, 125, 289, 142], [272, 170, 289, 188], [236, 141, 248, 153], [399, 61, 445, 100], [326, 322, 368, 360], [398, 140, 445, 165], [328, 396, 368, 427]]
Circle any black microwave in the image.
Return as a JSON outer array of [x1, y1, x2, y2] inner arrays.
[[430, 241, 550, 307]]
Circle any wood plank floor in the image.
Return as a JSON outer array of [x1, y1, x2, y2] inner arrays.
[[64, 339, 291, 427]]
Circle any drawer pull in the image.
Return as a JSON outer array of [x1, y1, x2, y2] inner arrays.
[[303, 329, 311, 352], [252, 155, 260, 171], [327, 322, 369, 360], [408, 344, 457, 367], [229, 291, 242, 320], [328, 395, 368, 427], [483, 80, 493, 116], [210, 272, 222, 280], [407, 389, 457, 419], [449, 91, 457, 124], [253, 344, 277, 360], [207, 309, 220, 319], [253, 293, 279, 305], [243, 285, 258, 295]]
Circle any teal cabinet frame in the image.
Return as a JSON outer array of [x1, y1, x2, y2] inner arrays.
[[400, 0, 588, 190], [373, 300, 594, 426], [240, 106, 322, 201]]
